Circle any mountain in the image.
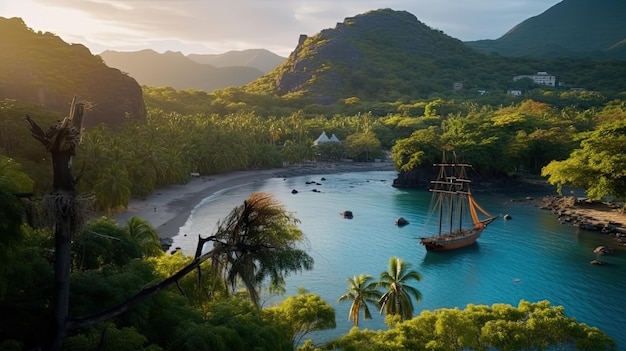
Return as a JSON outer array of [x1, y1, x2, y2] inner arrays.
[[0, 17, 145, 127], [465, 0, 626, 60], [247, 9, 494, 103], [246, 8, 626, 104], [100, 50, 267, 91], [187, 49, 286, 74]]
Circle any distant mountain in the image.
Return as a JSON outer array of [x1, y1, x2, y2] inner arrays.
[[465, 0, 626, 60], [100, 50, 267, 91], [187, 49, 286, 74], [0, 17, 145, 127]]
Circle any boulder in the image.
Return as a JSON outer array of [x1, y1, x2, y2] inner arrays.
[[341, 210, 353, 219], [395, 217, 409, 226]]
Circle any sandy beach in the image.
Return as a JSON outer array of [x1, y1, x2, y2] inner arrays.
[[114, 161, 396, 239]]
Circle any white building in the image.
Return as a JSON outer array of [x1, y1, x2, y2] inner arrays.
[[513, 71, 556, 87]]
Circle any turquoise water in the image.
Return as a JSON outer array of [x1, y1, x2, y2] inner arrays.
[[171, 171, 626, 347]]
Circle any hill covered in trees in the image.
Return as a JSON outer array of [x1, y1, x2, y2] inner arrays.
[[466, 0, 626, 60], [0, 17, 146, 128], [245, 8, 626, 104]]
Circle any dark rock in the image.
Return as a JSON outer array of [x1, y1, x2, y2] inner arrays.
[[395, 217, 409, 226], [160, 237, 173, 251]]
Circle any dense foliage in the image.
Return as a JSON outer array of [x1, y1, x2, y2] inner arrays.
[[0, 191, 323, 350], [3, 88, 626, 210], [316, 300, 616, 351], [2, 68, 626, 350]]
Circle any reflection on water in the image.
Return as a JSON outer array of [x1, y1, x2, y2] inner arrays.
[[172, 171, 625, 347]]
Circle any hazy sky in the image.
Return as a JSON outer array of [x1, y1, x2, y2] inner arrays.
[[1, 0, 561, 57]]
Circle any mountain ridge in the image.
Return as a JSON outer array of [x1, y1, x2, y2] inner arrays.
[[0, 17, 146, 128], [187, 49, 285, 74], [243, 7, 626, 104], [99, 49, 269, 92], [465, 0, 626, 59]]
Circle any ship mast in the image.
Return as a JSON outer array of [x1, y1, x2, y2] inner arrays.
[[430, 156, 474, 236]]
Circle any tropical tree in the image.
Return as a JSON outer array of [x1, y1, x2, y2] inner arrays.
[[0, 156, 34, 283], [0, 155, 34, 193], [344, 132, 383, 162], [378, 256, 422, 321], [92, 163, 132, 212], [72, 217, 143, 271], [329, 300, 616, 351], [125, 216, 163, 257], [542, 119, 626, 201], [210, 192, 314, 306], [265, 288, 336, 348], [391, 126, 441, 171], [337, 274, 382, 327]]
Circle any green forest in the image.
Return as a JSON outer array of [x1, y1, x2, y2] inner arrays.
[[1, 83, 625, 350]]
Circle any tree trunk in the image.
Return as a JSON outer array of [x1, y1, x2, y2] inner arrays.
[[49, 208, 73, 350], [26, 97, 84, 351]]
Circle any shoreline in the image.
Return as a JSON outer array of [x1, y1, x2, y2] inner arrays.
[[114, 161, 396, 240], [114, 162, 626, 250]]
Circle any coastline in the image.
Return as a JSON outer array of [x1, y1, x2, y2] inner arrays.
[[114, 161, 626, 249], [114, 161, 396, 239]]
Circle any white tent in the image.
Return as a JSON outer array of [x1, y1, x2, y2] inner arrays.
[[313, 131, 330, 145], [313, 131, 340, 146]]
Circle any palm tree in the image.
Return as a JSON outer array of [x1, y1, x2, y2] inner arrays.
[[92, 163, 132, 211], [338, 274, 382, 327], [125, 216, 162, 257], [210, 192, 314, 306], [378, 256, 422, 321]]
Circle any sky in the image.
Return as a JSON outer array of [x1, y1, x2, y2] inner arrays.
[[1, 0, 562, 57]]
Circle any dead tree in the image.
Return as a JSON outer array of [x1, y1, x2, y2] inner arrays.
[[24, 97, 216, 349], [25, 97, 85, 351]]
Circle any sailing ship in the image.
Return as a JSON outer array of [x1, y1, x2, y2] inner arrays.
[[420, 154, 498, 252]]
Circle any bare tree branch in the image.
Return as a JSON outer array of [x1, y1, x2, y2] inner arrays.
[[66, 235, 217, 333]]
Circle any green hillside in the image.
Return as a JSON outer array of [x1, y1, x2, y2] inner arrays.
[[0, 17, 146, 127], [466, 0, 626, 59], [245, 9, 626, 104]]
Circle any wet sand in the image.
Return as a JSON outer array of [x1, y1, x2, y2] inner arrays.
[[114, 161, 395, 238]]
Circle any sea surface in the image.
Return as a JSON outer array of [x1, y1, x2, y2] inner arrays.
[[171, 171, 625, 347]]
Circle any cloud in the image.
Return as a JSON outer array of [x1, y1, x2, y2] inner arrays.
[[15, 0, 561, 56]]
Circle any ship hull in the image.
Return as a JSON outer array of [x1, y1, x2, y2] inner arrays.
[[420, 228, 482, 252]]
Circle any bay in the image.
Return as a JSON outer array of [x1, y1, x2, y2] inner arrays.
[[171, 170, 625, 347]]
